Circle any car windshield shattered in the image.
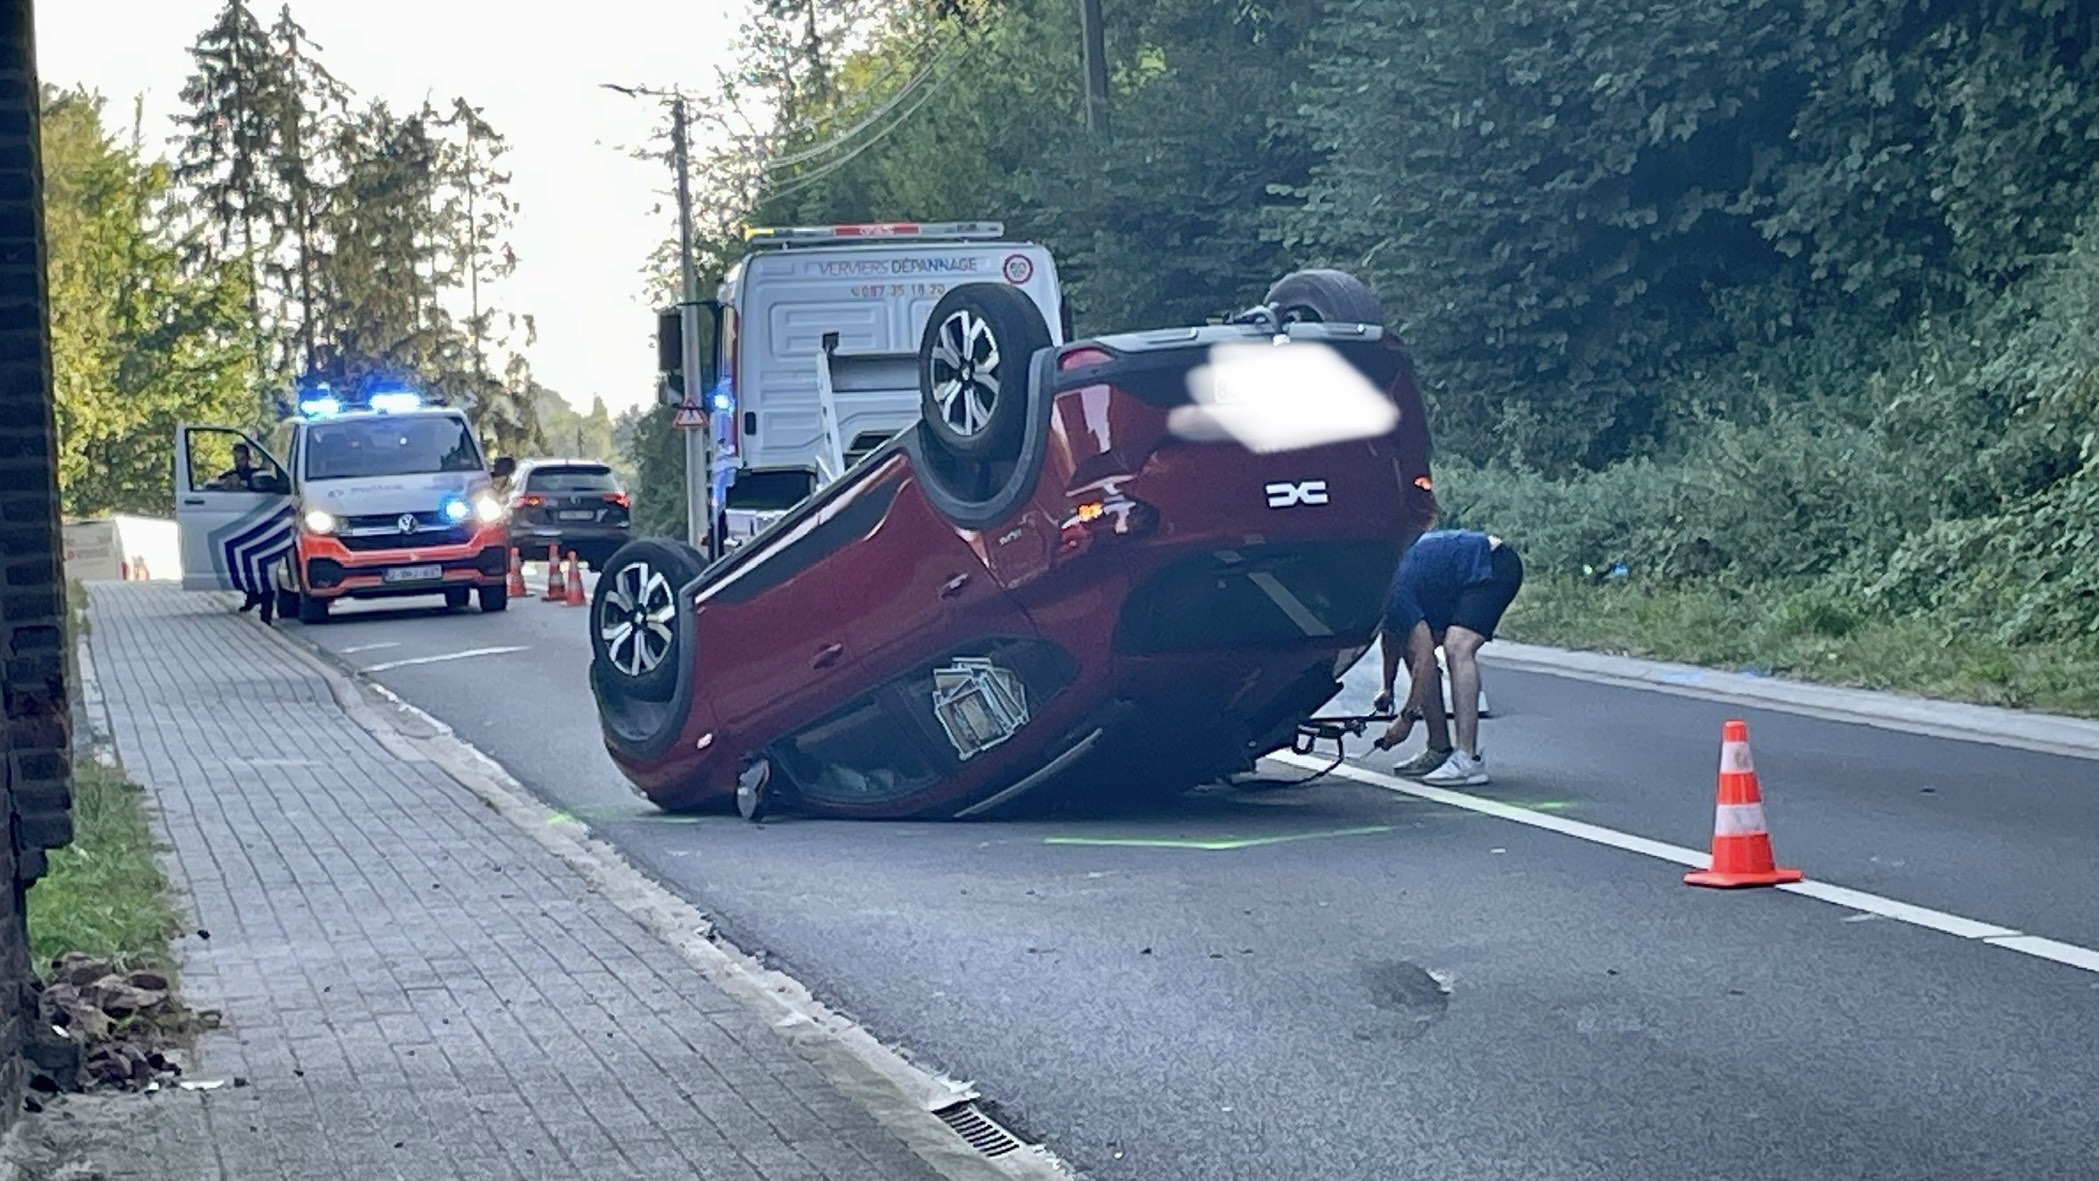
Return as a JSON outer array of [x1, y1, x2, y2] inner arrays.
[[304, 416, 483, 480]]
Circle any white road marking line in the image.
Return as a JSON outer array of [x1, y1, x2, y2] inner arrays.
[[363, 645, 528, 673], [1273, 750, 2099, 976], [1982, 936, 2099, 973], [339, 642, 401, 654]]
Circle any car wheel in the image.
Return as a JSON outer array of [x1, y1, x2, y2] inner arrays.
[[591, 539, 705, 703], [298, 594, 330, 625], [275, 585, 299, 620], [478, 584, 508, 613], [1263, 268, 1385, 327], [918, 283, 1052, 465], [444, 586, 471, 610]]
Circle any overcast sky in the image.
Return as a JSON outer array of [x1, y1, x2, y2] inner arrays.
[[35, 0, 755, 416]]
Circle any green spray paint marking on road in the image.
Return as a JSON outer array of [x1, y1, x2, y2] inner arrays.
[[545, 807, 709, 826], [1043, 824, 1393, 851]]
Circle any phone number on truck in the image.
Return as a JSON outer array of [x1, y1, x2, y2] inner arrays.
[[850, 283, 949, 298]]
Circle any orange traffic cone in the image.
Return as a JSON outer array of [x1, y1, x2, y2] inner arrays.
[[542, 543, 565, 602], [564, 552, 585, 606], [1685, 720, 1803, 889], [505, 548, 528, 598]]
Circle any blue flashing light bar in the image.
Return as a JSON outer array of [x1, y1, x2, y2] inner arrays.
[[299, 394, 343, 417], [369, 391, 424, 414]]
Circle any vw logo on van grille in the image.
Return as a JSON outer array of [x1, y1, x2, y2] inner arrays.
[[397, 514, 418, 533]]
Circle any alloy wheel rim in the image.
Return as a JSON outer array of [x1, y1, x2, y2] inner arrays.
[[599, 561, 676, 677]]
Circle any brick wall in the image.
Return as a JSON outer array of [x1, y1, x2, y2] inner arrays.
[[0, 0, 74, 1128]]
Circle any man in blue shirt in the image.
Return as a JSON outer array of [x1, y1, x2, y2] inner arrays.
[[1371, 529, 1525, 786]]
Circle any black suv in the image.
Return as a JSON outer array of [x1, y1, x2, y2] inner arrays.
[[505, 460, 631, 570]]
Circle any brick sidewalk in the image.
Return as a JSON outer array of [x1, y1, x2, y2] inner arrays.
[[60, 582, 947, 1180]]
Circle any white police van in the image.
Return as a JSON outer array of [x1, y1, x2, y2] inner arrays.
[[175, 380, 515, 623], [689, 222, 1066, 542]]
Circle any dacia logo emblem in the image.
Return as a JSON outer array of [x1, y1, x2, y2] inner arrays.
[[1265, 480, 1330, 509], [397, 514, 417, 533]]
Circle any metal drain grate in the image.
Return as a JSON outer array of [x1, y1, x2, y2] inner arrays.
[[934, 1100, 1025, 1158]]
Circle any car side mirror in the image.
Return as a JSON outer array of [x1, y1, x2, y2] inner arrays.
[[491, 456, 517, 481]]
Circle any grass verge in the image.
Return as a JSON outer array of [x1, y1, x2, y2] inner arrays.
[[32, 579, 182, 979], [26, 760, 183, 977], [1501, 575, 2099, 720]]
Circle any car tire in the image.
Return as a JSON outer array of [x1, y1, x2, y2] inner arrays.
[[918, 283, 1052, 465], [275, 585, 299, 620], [591, 538, 705, 704], [298, 594, 330, 625], [444, 586, 471, 610], [478, 584, 508, 613], [1263, 268, 1385, 327]]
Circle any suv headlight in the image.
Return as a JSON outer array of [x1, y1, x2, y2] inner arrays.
[[302, 509, 337, 535]]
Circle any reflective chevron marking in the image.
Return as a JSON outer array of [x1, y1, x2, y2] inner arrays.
[[210, 501, 296, 594]]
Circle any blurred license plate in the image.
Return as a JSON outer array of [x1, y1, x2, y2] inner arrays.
[[558, 510, 595, 521], [383, 564, 442, 584]]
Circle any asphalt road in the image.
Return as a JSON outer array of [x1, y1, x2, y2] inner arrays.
[[273, 577, 2099, 1181]]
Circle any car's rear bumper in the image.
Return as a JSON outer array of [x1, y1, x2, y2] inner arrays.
[[297, 526, 510, 600]]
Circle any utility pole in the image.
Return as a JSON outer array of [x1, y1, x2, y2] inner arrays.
[[1080, 0, 1109, 134], [604, 82, 717, 560], [669, 95, 716, 561]]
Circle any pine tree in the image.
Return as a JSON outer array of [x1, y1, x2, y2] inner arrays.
[[429, 96, 539, 455], [263, 3, 353, 378], [173, 0, 288, 389], [313, 100, 443, 382]]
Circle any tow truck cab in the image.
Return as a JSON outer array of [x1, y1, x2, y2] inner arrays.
[[691, 221, 1068, 544], [174, 383, 516, 623]]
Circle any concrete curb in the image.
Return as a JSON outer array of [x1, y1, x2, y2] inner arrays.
[[1483, 640, 2099, 762], [257, 614, 1077, 1181]]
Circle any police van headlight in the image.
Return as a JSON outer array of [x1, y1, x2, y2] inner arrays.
[[472, 493, 505, 524], [302, 510, 338, 535]]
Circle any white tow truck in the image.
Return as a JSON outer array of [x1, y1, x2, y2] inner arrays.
[[686, 221, 1067, 545]]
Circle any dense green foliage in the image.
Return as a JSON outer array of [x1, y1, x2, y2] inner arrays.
[[631, 0, 2098, 700], [44, 89, 254, 519]]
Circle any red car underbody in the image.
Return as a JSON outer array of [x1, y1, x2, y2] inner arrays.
[[593, 324, 1436, 818]]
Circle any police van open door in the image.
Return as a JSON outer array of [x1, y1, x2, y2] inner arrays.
[[173, 424, 296, 596]]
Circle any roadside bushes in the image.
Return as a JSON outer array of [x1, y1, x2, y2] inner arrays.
[[1439, 211, 2099, 648]]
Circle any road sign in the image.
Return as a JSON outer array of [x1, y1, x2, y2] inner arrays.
[[672, 400, 706, 430]]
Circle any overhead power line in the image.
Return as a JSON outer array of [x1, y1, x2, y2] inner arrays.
[[758, 65, 952, 201], [765, 36, 959, 171]]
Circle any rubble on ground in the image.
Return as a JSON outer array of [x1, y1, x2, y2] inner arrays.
[[27, 953, 192, 1095]]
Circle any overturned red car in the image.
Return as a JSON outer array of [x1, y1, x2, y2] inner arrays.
[[589, 268, 1437, 819]]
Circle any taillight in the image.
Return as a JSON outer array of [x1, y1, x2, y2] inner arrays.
[[1410, 473, 1438, 527], [518, 494, 545, 508], [605, 492, 631, 508], [1056, 492, 1157, 560]]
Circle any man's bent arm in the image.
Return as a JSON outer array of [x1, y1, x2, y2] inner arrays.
[[1378, 627, 1404, 703]]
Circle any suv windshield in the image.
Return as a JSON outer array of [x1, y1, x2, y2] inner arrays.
[[525, 465, 620, 493], [304, 415, 483, 481]]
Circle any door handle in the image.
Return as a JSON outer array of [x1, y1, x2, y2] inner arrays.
[[811, 642, 845, 670], [181, 498, 205, 507], [939, 573, 972, 599]]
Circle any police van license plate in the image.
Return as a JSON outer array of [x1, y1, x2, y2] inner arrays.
[[383, 564, 442, 584]]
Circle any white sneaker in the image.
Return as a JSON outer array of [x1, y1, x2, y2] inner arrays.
[[1421, 750, 1488, 787]]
